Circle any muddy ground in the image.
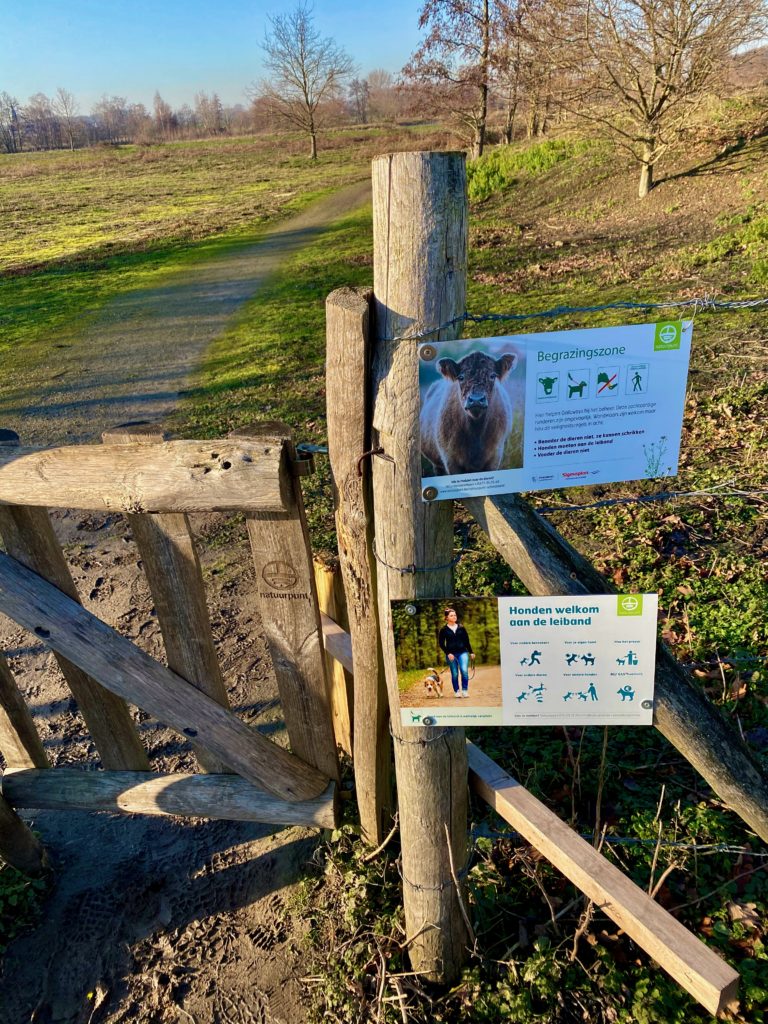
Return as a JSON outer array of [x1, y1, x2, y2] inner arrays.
[[0, 508, 322, 1024]]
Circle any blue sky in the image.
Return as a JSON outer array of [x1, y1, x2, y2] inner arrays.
[[4, 0, 424, 110]]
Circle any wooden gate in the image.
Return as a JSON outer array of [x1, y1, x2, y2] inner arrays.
[[0, 422, 341, 878]]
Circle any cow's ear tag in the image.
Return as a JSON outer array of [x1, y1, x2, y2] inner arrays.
[[420, 345, 437, 361]]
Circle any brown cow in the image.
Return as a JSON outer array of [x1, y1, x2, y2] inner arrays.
[[420, 349, 520, 475]]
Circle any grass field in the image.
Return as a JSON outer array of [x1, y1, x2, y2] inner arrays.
[[3, 118, 768, 1022]]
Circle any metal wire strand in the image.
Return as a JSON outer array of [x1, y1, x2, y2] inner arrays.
[[380, 296, 768, 343], [371, 537, 466, 576]]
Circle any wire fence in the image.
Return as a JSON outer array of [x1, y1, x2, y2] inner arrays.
[[381, 295, 768, 343]]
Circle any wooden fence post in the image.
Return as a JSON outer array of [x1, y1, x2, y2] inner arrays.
[[325, 286, 392, 846], [0, 432, 149, 771], [0, 652, 49, 769], [103, 423, 231, 774], [231, 424, 340, 783], [313, 558, 354, 757], [371, 152, 470, 982], [0, 791, 48, 877]]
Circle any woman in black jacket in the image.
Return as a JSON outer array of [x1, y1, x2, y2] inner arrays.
[[438, 607, 475, 698]]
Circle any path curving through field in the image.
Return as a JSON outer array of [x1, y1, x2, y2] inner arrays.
[[1, 178, 371, 445]]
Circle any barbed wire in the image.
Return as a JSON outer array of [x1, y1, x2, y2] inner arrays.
[[470, 825, 768, 857], [381, 295, 768, 343], [535, 483, 768, 514]]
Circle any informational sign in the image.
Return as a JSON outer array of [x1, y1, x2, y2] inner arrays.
[[418, 321, 692, 502], [393, 595, 658, 727]]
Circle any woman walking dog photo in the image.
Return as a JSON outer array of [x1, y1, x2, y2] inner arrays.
[[392, 598, 502, 714], [438, 607, 475, 697]]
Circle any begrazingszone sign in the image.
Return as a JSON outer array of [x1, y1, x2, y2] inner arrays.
[[418, 321, 692, 502]]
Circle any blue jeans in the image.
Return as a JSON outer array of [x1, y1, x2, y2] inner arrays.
[[447, 652, 470, 693]]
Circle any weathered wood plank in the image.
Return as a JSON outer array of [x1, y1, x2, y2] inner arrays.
[[231, 425, 340, 784], [371, 151, 469, 982], [0, 551, 329, 802], [314, 561, 353, 756], [0, 499, 149, 771], [320, 613, 354, 674], [326, 286, 391, 846], [103, 424, 230, 774], [467, 741, 739, 1017], [0, 790, 48, 877], [0, 652, 49, 769], [3, 768, 338, 829], [464, 492, 768, 844], [0, 439, 290, 513]]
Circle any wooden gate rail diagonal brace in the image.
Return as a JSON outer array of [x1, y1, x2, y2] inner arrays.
[[0, 432, 148, 771], [317, 614, 741, 1017], [103, 423, 231, 775], [2, 768, 338, 830], [0, 551, 329, 803], [371, 151, 470, 984], [463, 492, 768, 845]]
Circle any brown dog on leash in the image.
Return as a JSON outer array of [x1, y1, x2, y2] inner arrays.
[[422, 667, 445, 699]]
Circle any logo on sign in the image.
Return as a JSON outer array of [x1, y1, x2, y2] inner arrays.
[[262, 561, 299, 590], [617, 594, 644, 616], [654, 321, 682, 351]]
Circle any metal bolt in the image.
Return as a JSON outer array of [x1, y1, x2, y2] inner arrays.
[[641, 700, 653, 710], [420, 344, 437, 361], [405, 604, 417, 616], [422, 486, 439, 501], [422, 716, 436, 726]]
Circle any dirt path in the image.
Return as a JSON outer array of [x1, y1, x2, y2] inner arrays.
[[0, 178, 370, 445], [0, 182, 371, 1024]]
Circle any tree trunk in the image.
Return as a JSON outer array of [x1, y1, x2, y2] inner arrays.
[[309, 132, 317, 160], [638, 140, 654, 198]]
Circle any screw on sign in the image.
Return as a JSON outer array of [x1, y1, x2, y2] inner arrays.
[[261, 561, 299, 590]]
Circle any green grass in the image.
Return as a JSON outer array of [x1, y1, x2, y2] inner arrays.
[[467, 139, 592, 201], [0, 859, 50, 954]]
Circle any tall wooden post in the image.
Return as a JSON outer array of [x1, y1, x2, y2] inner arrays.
[[371, 152, 470, 982]]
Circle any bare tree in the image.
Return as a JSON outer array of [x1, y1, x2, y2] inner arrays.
[[256, 3, 355, 159], [550, 0, 768, 196], [404, 0, 512, 157], [366, 69, 400, 121], [0, 92, 23, 152], [348, 78, 370, 123], [52, 87, 81, 150]]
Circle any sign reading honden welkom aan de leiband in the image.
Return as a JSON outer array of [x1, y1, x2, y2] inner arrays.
[[419, 321, 692, 501], [393, 594, 658, 728]]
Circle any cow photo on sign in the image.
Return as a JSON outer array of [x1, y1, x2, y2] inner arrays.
[[419, 339, 526, 477]]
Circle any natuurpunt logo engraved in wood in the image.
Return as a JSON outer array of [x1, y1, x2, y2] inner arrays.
[[259, 560, 309, 600]]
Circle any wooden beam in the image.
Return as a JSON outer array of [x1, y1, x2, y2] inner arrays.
[[3, 768, 338, 829], [0, 489, 148, 771], [103, 424, 231, 774], [232, 425, 340, 784], [467, 741, 739, 1017], [314, 562, 353, 756], [0, 551, 329, 803], [0, 652, 49, 769], [325, 285, 391, 846], [0, 790, 48, 877], [0, 439, 290, 513], [464, 492, 768, 845], [371, 151, 470, 983], [320, 613, 354, 674]]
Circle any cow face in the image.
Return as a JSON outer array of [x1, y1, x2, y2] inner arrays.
[[438, 351, 518, 420]]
